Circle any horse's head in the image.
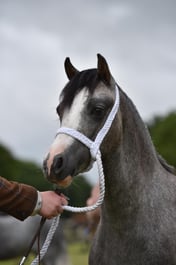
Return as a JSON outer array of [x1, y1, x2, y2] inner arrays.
[[43, 54, 121, 188]]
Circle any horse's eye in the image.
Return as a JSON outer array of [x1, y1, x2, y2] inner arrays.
[[88, 98, 112, 121], [90, 105, 105, 119]]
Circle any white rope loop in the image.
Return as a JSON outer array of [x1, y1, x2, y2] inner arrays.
[[31, 151, 105, 265], [63, 150, 105, 213], [30, 85, 119, 265]]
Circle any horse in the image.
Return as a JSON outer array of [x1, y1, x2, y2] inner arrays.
[[0, 214, 70, 265], [43, 54, 176, 265]]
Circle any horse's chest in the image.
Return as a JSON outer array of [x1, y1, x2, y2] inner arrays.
[[89, 227, 176, 265]]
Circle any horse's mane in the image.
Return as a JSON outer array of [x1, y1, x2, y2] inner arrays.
[[119, 88, 176, 176], [157, 154, 176, 175]]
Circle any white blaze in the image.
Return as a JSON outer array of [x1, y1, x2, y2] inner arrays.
[[46, 88, 89, 172]]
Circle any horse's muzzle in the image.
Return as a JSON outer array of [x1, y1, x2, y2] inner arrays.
[[43, 152, 74, 184], [43, 140, 91, 187]]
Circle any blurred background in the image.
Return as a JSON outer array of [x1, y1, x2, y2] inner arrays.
[[0, 0, 176, 264]]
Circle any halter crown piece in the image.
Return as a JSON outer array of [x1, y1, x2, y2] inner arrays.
[[29, 84, 120, 265]]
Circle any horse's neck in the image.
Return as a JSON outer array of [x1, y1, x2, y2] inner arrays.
[[101, 90, 162, 223], [119, 91, 159, 178]]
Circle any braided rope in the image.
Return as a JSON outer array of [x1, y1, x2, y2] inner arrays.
[[31, 85, 119, 265], [31, 215, 60, 265], [31, 152, 105, 265]]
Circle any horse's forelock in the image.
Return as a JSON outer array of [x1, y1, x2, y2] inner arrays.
[[59, 69, 100, 110]]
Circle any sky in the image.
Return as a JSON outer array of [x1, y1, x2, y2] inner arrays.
[[0, 0, 176, 184]]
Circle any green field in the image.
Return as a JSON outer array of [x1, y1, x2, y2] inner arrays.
[[0, 242, 89, 265], [0, 256, 34, 265], [68, 242, 89, 265]]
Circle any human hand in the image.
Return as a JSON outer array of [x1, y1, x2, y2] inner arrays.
[[39, 191, 68, 219]]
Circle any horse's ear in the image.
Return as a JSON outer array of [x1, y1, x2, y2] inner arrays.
[[97, 54, 111, 85], [64, 57, 79, 80]]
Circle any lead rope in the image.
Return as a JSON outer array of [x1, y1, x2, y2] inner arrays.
[[30, 151, 104, 265], [29, 84, 120, 265]]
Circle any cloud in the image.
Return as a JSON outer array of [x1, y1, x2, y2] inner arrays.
[[0, 20, 64, 161]]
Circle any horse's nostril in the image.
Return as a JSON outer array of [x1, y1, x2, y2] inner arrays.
[[53, 155, 63, 175]]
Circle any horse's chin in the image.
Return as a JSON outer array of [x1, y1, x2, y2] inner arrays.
[[55, 175, 73, 188]]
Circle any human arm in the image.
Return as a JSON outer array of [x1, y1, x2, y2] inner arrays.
[[0, 176, 37, 220], [0, 176, 67, 221]]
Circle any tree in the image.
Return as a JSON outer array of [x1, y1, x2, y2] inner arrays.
[[148, 111, 176, 168], [0, 143, 52, 190]]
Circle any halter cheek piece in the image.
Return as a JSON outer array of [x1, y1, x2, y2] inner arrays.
[[57, 84, 120, 160], [58, 84, 120, 213], [20, 84, 120, 265]]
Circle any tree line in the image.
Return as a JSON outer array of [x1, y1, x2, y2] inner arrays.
[[148, 111, 176, 168]]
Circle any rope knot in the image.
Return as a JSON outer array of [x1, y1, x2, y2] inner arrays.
[[90, 142, 100, 160]]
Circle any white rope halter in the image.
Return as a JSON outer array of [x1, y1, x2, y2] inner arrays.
[[30, 84, 120, 265]]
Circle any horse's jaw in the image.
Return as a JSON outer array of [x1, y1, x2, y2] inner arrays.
[[55, 175, 73, 188]]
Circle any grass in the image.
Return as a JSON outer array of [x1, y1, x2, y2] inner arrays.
[[68, 241, 89, 265], [0, 255, 34, 265], [0, 242, 89, 265]]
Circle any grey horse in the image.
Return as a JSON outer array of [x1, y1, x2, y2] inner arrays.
[[0, 214, 70, 265], [43, 54, 176, 265]]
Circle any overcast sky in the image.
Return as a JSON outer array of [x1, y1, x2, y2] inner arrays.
[[0, 0, 175, 183]]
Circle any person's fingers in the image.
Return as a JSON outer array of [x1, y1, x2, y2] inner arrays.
[[61, 197, 68, 206], [39, 191, 69, 219]]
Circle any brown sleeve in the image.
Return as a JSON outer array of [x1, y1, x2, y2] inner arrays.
[[0, 176, 38, 221]]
